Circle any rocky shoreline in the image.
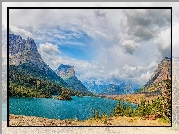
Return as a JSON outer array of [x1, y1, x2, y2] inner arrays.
[[9, 114, 170, 126]]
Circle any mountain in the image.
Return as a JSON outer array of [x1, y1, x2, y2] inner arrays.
[[55, 64, 93, 95], [100, 82, 134, 95], [83, 81, 107, 94], [83, 81, 134, 95], [55, 64, 75, 79], [9, 34, 66, 84], [138, 57, 171, 94], [8, 34, 90, 97], [145, 57, 171, 86]]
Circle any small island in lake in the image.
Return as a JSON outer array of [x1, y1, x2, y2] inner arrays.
[[54, 90, 73, 100]]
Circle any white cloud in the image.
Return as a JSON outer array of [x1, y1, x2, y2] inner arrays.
[[38, 43, 101, 81], [107, 61, 158, 86], [39, 43, 61, 54], [9, 26, 33, 39], [119, 9, 171, 54], [120, 40, 139, 55], [148, 61, 158, 71], [123, 64, 136, 72], [154, 28, 171, 59], [140, 71, 151, 84], [5, 6, 172, 87], [108, 66, 153, 86]]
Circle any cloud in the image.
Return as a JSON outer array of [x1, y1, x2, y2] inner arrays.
[[38, 43, 64, 69], [140, 71, 151, 84], [119, 9, 171, 55], [39, 43, 61, 54], [154, 28, 171, 59], [38, 43, 101, 78], [120, 40, 139, 54], [107, 61, 158, 86], [9, 9, 120, 47], [7, 8, 171, 87], [9, 26, 33, 39], [148, 61, 158, 71], [123, 64, 136, 72], [122, 9, 170, 41], [108, 68, 128, 84]]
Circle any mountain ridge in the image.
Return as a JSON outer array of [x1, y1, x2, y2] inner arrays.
[[55, 64, 93, 95], [138, 57, 171, 94], [83, 81, 134, 95], [8, 34, 92, 97]]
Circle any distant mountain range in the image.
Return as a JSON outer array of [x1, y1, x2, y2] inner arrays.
[[8, 34, 92, 97], [83, 81, 135, 95], [84, 57, 172, 96]]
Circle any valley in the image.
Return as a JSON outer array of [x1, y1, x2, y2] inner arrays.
[[8, 33, 172, 126]]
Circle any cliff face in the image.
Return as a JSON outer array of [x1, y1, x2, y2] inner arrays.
[[144, 57, 171, 87], [8, 34, 77, 97], [139, 57, 171, 94], [55, 64, 75, 80], [9, 34, 46, 70], [55, 64, 92, 95], [9, 34, 66, 84]]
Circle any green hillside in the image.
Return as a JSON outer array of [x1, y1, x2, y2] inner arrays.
[[9, 63, 91, 98]]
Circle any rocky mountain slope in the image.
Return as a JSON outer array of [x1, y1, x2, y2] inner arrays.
[[8, 34, 92, 97], [145, 57, 171, 86], [138, 57, 171, 94], [55, 64, 75, 79], [55, 64, 92, 95], [9, 34, 65, 83]]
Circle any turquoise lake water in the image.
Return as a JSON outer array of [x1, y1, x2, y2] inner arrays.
[[4, 96, 137, 121]]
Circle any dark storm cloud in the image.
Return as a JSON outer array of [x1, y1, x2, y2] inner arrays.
[[120, 9, 171, 56]]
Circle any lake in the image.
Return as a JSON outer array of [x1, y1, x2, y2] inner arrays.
[[6, 96, 137, 121]]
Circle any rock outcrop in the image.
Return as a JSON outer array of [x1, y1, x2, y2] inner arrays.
[[55, 64, 75, 80], [138, 57, 171, 94], [55, 64, 92, 95], [144, 57, 171, 87], [9, 34, 66, 83], [9, 34, 48, 70]]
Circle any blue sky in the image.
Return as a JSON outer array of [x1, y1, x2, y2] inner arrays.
[[7, 8, 172, 88], [33, 26, 95, 61]]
